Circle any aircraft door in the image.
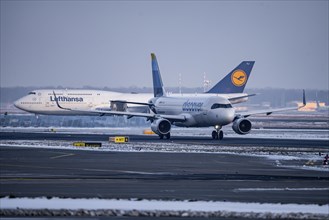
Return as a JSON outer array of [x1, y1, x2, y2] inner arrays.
[[88, 96, 94, 108], [45, 92, 54, 108], [200, 108, 211, 125]]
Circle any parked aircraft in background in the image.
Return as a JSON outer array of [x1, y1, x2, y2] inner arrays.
[[315, 92, 329, 113], [52, 53, 306, 140]]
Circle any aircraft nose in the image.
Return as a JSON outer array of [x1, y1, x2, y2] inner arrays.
[[14, 99, 23, 110], [220, 108, 235, 125], [227, 108, 235, 121]]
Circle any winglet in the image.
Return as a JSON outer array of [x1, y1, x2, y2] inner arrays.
[[207, 61, 255, 94], [151, 53, 166, 97], [302, 89, 306, 107], [53, 91, 71, 110]]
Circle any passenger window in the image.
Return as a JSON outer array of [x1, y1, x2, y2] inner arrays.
[[28, 92, 36, 95]]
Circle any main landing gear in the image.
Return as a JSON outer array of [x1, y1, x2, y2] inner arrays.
[[159, 133, 171, 139], [212, 125, 223, 140]]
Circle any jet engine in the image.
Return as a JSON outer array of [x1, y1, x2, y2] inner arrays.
[[151, 118, 171, 135], [110, 101, 127, 112], [232, 118, 252, 135]]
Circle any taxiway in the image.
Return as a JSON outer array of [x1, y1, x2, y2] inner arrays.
[[1, 131, 329, 148], [1, 131, 328, 206]]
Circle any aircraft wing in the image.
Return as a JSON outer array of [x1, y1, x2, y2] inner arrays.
[[58, 105, 186, 121], [237, 90, 306, 118], [111, 100, 152, 106], [53, 92, 186, 122], [237, 106, 301, 118]]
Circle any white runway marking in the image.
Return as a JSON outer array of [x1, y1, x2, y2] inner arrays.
[[50, 153, 74, 159]]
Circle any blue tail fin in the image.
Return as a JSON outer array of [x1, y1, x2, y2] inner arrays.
[[206, 61, 255, 94], [151, 53, 166, 97]]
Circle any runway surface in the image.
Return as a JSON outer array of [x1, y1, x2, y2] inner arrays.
[[1, 146, 328, 204], [1, 131, 329, 206]]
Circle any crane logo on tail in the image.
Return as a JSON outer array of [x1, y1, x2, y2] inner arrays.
[[231, 70, 247, 87]]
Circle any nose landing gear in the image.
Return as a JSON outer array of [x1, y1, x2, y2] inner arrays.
[[212, 125, 223, 140]]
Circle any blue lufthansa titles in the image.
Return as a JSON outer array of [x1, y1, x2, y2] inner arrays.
[[50, 96, 83, 102], [182, 100, 203, 112]]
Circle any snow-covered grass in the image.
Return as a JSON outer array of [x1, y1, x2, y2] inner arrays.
[[1, 197, 328, 215], [235, 188, 329, 192]]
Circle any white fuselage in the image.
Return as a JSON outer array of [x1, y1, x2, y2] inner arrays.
[[14, 89, 246, 117], [14, 89, 152, 115], [151, 96, 235, 127]]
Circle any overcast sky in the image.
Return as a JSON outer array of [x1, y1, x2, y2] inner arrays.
[[1, 0, 328, 90]]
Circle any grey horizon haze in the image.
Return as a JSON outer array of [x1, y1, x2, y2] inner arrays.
[[1, 1, 328, 90]]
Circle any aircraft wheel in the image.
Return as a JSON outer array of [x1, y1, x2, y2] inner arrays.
[[219, 130, 224, 140], [212, 130, 218, 139], [159, 134, 164, 139], [165, 133, 171, 139]]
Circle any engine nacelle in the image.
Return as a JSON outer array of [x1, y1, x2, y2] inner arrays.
[[232, 118, 252, 135], [151, 119, 171, 135], [110, 101, 127, 112]]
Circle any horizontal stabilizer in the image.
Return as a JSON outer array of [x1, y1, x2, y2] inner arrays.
[[228, 93, 256, 102]]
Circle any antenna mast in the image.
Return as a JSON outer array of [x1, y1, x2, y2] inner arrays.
[[179, 73, 182, 95], [203, 72, 210, 92]]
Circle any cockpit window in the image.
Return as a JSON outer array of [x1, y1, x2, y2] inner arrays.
[[28, 92, 36, 95], [211, 103, 232, 109]]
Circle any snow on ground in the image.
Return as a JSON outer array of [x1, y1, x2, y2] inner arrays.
[[1, 197, 328, 215], [235, 187, 329, 192]]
